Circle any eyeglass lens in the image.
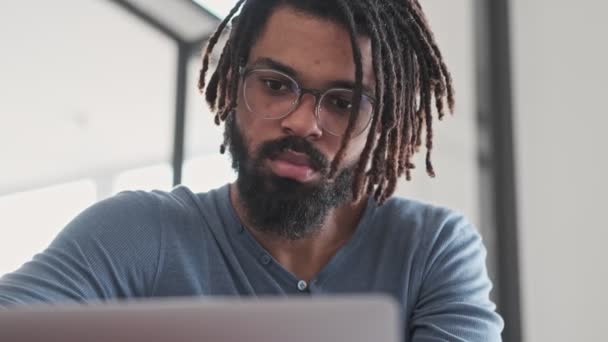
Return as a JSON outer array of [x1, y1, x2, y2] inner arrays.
[[243, 69, 373, 136]]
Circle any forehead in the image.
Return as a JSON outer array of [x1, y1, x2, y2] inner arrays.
[[247, 5, 375, 91]]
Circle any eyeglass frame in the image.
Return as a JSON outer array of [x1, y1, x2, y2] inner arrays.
[[239, 66, 376, 137]]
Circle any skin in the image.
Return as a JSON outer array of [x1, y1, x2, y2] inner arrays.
[[229, 5, 377, 281]]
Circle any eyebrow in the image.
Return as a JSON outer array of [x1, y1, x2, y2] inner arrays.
[[249, 57, 376, 98]]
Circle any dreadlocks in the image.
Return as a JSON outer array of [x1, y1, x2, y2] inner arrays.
[[198, 0, 454, 204]]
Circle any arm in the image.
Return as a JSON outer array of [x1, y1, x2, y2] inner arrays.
[[409, 214, 504, 341], [0, 191, 163, 307]]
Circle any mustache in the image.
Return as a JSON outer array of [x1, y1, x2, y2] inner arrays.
[[257, 136, 329, 172]]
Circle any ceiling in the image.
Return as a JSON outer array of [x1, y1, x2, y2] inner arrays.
[[118, 0, 220, 42]]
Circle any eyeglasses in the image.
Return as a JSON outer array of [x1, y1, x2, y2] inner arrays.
[[240, 67, 375, 137]]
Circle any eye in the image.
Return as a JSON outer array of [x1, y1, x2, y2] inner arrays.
[[328, 96, 353, 112], [262, 79, 289, 92]]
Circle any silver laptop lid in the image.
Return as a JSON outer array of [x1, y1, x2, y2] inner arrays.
[[0, 295, 401, 342]]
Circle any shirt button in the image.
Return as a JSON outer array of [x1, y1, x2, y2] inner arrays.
[[260, 254, 271, 265], [297, 280, 308, 291]]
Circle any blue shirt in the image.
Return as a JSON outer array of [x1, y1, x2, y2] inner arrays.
[[0, 184, 503, 341]]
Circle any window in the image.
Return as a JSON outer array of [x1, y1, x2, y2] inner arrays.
[[0, 181, 96, 276], [0, 1, 177, 275], [113, 164, 173, 194]]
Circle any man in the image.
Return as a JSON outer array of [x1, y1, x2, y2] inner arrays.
[[0, 0, 504, 340]]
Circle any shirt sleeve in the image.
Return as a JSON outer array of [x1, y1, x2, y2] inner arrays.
[[0, 191, 163, 308], [409, 211, 504, 341]]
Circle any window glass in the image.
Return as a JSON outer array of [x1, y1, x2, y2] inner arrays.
[[0, 0, 176, 196], [0, 180, 96, 276], [183, 55, 234, 193], [0, 0, 177, 275], [183, 155, 236, 193], [113, 164, 173, 194]]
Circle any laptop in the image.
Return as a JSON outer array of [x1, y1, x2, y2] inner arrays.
[[0, 295, 401, 342]]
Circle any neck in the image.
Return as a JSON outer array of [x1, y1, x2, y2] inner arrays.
[[229, 183, 368, 281]]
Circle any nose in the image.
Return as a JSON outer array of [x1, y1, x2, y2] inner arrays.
[[280, 93, 323, 139]]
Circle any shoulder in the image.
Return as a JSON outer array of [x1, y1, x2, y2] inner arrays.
[[98, 184, 226, 221], [370, 195, 476, 246], [57, 185, 220, 246], [366, 196, 484, 279]]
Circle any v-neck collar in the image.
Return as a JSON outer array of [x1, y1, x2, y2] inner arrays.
[[218, 184, 378, 286]]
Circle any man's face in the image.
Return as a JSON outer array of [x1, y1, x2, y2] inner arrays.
[[228, 5, 376, 239]]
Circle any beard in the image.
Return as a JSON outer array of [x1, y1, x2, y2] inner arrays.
[[225, 113, 355, 240]]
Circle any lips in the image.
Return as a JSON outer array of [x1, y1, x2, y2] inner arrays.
[[268, 150, 317, 182], [275, 150, 313, 167]]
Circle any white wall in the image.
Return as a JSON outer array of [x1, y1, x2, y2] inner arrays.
[[395, 0, 481, 229], [394, 0, 504, 295], [511, 1, 608, 341]]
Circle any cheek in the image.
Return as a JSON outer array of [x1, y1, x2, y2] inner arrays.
[[235, 115, 270, 158], [235, 91, 264, 147], [235, 84, 282, 137], [233, 109, 280, 162], [346, 136, 368, 165], [327, 134, 368, 168]]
